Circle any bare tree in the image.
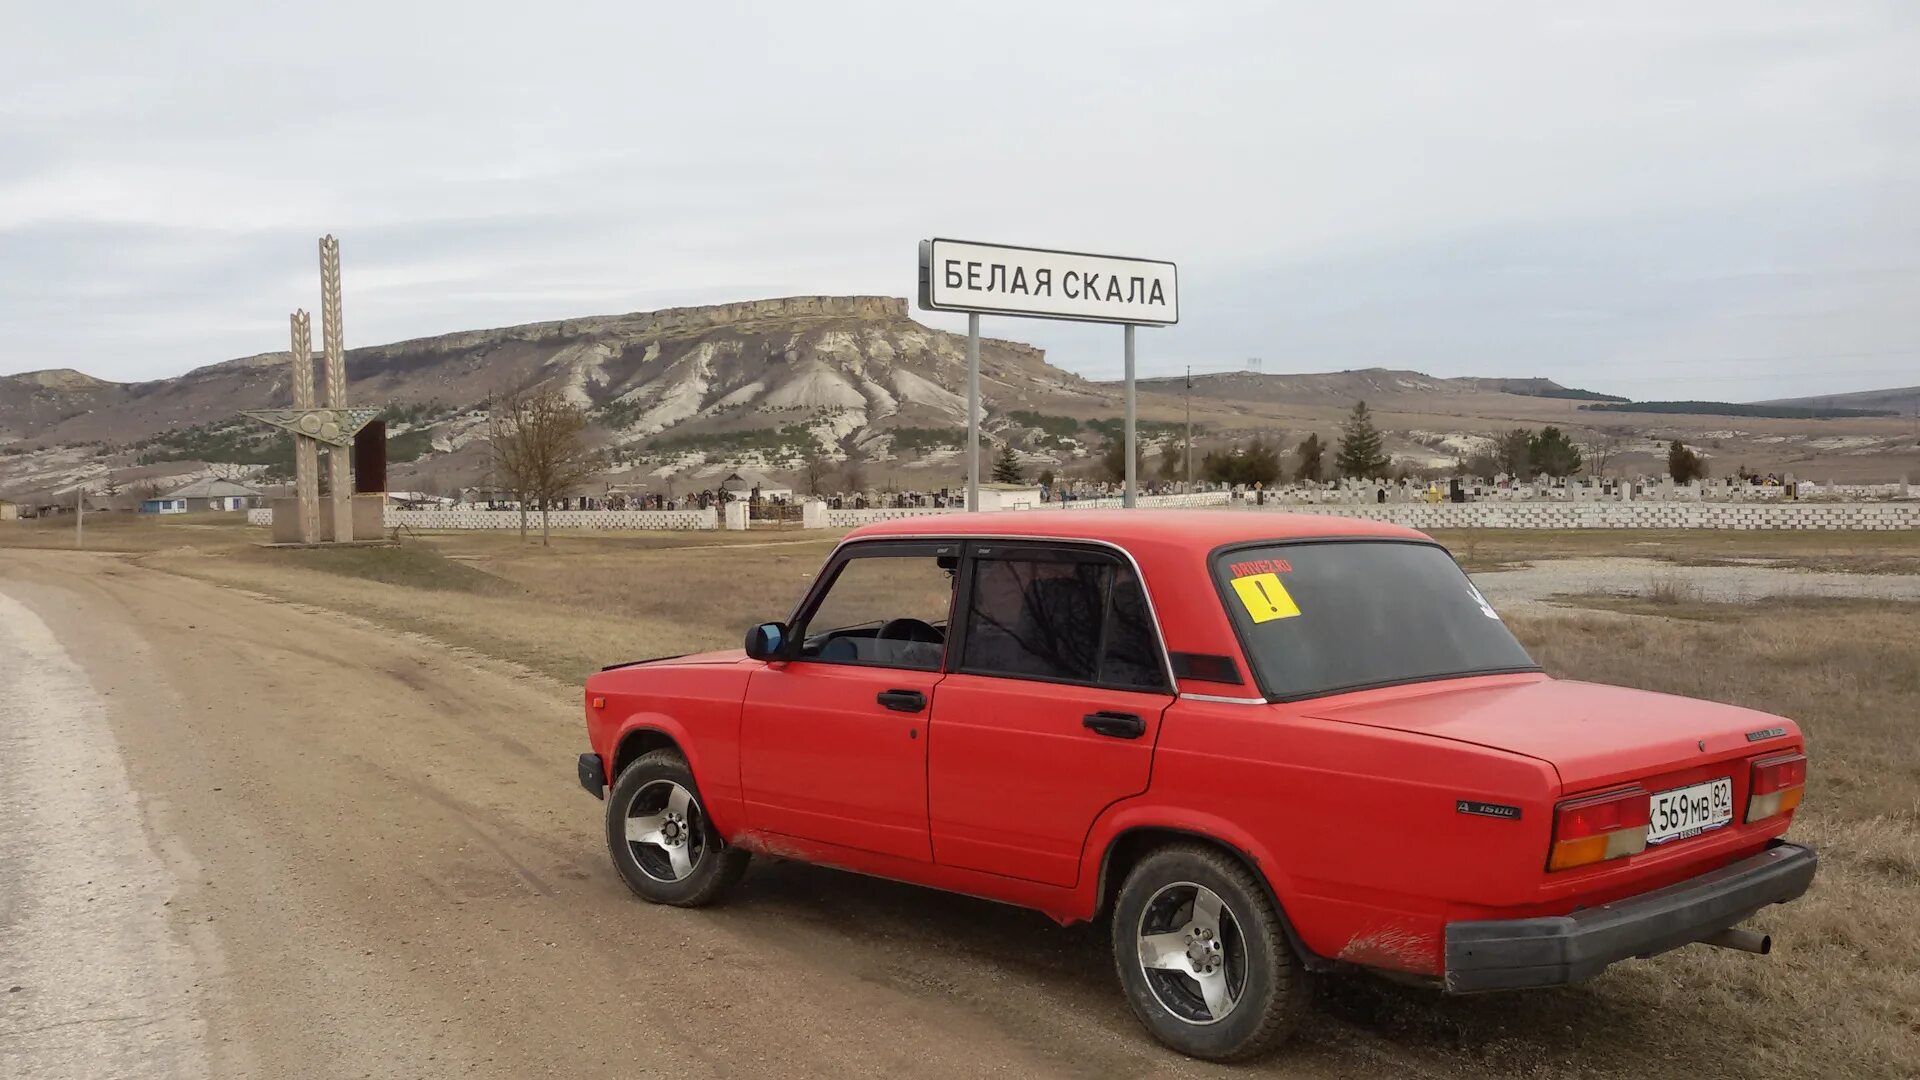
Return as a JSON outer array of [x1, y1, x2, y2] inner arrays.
[[1581, 426, 1628, 477], [800, 450, 831, 496], [487, 384, 601, 545], [839, 450, 868, 495]]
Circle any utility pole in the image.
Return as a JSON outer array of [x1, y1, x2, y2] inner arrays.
[[75, 485, 84, 548], [1185, 365, 1193, 491]]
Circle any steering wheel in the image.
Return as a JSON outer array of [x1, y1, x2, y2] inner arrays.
[[876, 617, 943, 644]]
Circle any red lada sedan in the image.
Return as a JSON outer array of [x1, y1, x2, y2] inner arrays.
[[577, 511, 1815, 1060]]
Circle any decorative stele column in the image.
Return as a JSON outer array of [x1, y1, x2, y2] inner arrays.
[[289, 312, 320, 543], [319, 235, 353, 542], [245, 235, 379, 544]]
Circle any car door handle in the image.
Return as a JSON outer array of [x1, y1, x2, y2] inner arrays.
[[877, 689, 926, 713], [1083, 711, 1146, 739]]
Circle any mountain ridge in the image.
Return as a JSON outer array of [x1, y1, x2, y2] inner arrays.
[[6, 296, 1917, 497], [1759, 385, 1920, 417]]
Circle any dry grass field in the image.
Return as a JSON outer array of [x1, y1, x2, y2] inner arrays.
[[4, 512, 1917, 1076], [1434, 526, 1920, 575]]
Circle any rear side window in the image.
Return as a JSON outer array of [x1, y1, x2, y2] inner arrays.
[[1214, 540, 1538, 700], [960, 551, 1170, 692], [1101, 567, 1167, 690]]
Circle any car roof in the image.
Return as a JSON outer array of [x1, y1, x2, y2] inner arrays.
[[844, 509, 1429, 548]]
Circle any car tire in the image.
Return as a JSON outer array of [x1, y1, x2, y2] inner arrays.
[[605, 747, 749, 907], [1111, 843, 1311, 1061]]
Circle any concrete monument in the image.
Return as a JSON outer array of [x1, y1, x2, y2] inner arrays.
[[245, 236, 379, 545]]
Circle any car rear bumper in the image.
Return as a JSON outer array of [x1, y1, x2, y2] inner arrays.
[[1443, 840, 1817, 993]]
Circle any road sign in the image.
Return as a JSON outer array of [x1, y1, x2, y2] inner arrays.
[[918, 239, 1178, 326], [917, 238, 1177, 510]]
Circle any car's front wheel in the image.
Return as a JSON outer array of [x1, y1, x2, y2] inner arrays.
[[1111, 844, 1311, 1061], [605, 748, 749, 906]]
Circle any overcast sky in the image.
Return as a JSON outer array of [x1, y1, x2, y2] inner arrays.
[[2, 1, 1914, 400]]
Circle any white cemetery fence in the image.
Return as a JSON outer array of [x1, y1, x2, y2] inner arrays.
[[1246, 501, 1920, 531], [246, 487, 1918, 533], [821, 506, 958, 528], [247, 506, 718, 531], [1056, 491, 1232, 511]]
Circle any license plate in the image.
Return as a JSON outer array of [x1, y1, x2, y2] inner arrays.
[[1646, 777, 1734, 845]]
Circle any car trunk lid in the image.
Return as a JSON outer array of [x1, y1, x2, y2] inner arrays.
[[1307, 675, 1798, 791]]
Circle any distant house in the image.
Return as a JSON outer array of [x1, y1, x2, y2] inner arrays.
[[0, 499, 18, 521], [719, 470, 794, 502], [389, 490, 454, 510], [458, 487, 519, 508], [151, 477, 264, 512], [20, 489, 102, 517]]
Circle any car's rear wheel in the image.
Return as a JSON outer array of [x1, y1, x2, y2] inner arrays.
[[605, 748, 748, 906], [1111, 844, 1310, 1061]]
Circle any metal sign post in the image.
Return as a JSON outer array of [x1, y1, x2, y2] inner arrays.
[[918, 239, 1177, 510], [966, 312, 981, 509], [1123, 325, 1137, 507]]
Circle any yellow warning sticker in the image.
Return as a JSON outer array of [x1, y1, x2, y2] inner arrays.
[[1230, 573, 1301, 623]]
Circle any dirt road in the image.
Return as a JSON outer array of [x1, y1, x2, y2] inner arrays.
[[0, 551, 1426, 1079]]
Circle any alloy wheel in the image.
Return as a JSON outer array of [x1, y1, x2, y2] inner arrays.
[[1135, 881, 1248, 1025], [623, 779, 707, 883]]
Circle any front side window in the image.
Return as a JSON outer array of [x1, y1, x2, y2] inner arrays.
[[960, 551, 1170, 691], [1215, 540, 1538, 700], [798, 551, 956, 670]]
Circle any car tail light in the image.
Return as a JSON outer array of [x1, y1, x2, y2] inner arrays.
[[1746, 751, 1807, 823], [1549, 787, 1650, 871]]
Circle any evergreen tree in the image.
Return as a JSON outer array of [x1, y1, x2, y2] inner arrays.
[[1295, 434, 1325, 482], [1101, 438, 1147, 484], [990, 444, 1023, 483], [1667, 440, 1707, 482], [1334, 401, 1391, 479], [1496, 428, 1535, 479], [1528, 426, 1583, 477], [1241, 436, 1284, 486], [1158, 442, 1185, 483], [1200, 439, 1284, 486]]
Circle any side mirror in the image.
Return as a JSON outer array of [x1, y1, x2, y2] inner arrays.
[[744, 621, 790, 662]]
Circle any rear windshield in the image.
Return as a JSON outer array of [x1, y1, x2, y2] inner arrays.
[[1213, 541, 1538, 700]]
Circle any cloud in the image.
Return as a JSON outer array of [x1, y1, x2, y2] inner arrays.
[[0, 0, 1914, 400]]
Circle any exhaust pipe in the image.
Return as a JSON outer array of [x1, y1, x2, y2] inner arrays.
[[1701, 927, 1771, 955]]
